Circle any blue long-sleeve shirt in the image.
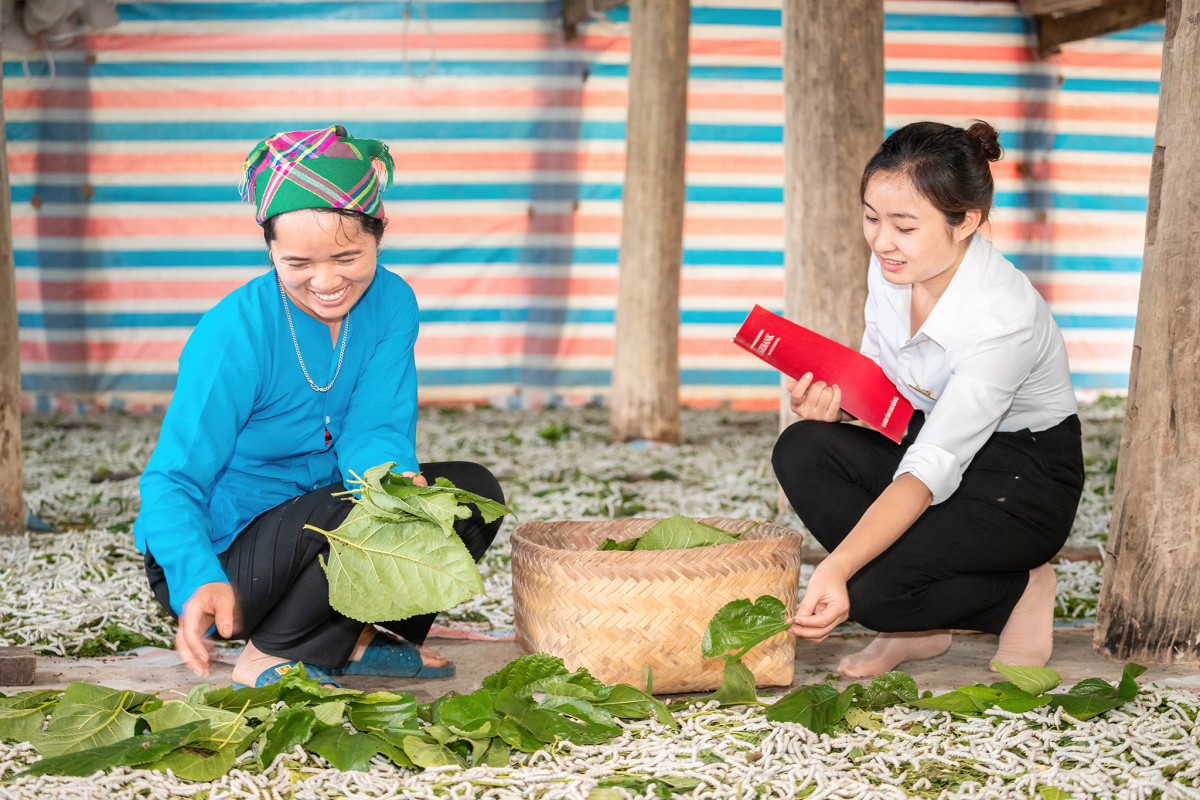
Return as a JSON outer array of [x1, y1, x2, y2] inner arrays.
[[133, 266, 420, 615]]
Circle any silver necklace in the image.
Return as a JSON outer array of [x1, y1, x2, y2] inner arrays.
[[276, 274, 348, 393]]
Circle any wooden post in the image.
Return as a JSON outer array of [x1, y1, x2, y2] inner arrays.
[[778, 0, 884, 436], [610, 0, 689, 444], [0, 36, 23, 536], [1094, 0, 1200, 664], [782, 0, 883, 350]]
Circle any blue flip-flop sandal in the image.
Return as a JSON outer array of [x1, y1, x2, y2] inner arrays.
[[329, 634, 455, 679], [232, 660, 343, 690]]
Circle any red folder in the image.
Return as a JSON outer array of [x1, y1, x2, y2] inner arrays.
[[732, 305, 914, 443]]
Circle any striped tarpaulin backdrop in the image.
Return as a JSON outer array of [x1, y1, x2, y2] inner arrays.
[[10, 0, 1154, 413]]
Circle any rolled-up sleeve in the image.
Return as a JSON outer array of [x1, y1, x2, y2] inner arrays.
[[895, 321, 1037, 504], [133, 317, 260, 615], [337, 280, 420, 481]]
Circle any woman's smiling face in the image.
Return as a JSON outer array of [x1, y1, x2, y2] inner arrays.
[[862, 170, 980, 289], [269, 209, 379, 323]]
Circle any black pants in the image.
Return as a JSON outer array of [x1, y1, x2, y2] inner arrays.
[[145, 461, 504, 668], [772, 413, 1083, 635]]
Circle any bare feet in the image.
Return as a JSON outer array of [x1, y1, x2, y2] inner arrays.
[[348, 626, 448, 668], [837, 631, 952, 678], [992, 563, 1056, 670]]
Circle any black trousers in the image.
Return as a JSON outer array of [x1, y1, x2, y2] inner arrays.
[[772, 413, 1083, 635], [145, 461, 504, 668]]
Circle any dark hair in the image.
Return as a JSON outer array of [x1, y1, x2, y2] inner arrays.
[[860, 120, 1002, 227], [262, 207, 387, 247]]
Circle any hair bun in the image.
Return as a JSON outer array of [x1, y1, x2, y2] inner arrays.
[[967, 120, 1002, 162]]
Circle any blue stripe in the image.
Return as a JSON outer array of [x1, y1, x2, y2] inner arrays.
[[11, 122, 1146, 151], [3, 120, 782, 144], [994, 192, 1147, 212], [1054, 315, 1137, 329], [9, 184, 1147, 210], [1103, 22, 1164, 41], [886, 70, 1158, 95], [14, 247, 779, 270], [1070, 373, 1129, 389], [19, 312, 204, 329], [119, 2, 554, 22], [1009, 255, 1141, 273], [8, 182, 784, 205], [6, 60, 787, 82], [10, 183, 1145, 212], [21, 373, 180, 392], [884, 13, 1030, 34]]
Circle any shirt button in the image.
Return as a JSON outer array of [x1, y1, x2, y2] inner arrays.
[[325, 416, 330, 423]]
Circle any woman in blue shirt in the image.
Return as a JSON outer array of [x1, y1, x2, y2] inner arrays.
[[133, 126, 504, 688]]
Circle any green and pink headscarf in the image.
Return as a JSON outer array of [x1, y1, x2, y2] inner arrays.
[[240, 125, 395, 224]]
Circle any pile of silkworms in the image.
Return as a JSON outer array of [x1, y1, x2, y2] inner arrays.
[[2, 683, 1196, 800], [8, 404, 1120, 652]]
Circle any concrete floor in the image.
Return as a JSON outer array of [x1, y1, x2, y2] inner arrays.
[[8, 630, 1200, 701]]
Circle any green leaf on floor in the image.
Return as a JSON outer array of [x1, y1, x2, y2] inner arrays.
[[23, 721, 211, 777], [32, 683, 155, 758], [991, 662, 1062, 695], [201, 683, 281, 712], [496, 717, 543, 753], [141, 700, 253, 745], [766, 683, 856, 734], [858, 672, 919, 709], [401, 734, 465, 768], [439, 688, 500, 739], [258, 706, 316, 769], [346, 692, 419, 735], [305, 727, 397, 772], [482, 653, 570, 696], [911, 689, 982, 715], [591, 684, 654, 719], [843, 707, 882, 731], [707, 658, 760, 707], [0, 690, 61, 744]]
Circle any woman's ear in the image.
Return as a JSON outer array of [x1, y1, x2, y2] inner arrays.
[[956, 209, 982, 242]]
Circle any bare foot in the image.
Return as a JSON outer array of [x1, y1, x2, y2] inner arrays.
[[349, 626, 448, 668], [992, 564, 1055, 670], [837, 631, 952, 678]]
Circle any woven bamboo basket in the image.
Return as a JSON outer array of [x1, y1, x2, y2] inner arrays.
[[511, 517, 804, 694]]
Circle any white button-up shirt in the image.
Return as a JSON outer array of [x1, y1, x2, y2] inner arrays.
[[860, 234, 1077, 504]]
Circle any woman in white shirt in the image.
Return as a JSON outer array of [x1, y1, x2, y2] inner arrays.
[[773, 120, 1083, 676]]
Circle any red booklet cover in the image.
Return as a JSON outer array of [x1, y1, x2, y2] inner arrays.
[[732, 305, 914, 443]]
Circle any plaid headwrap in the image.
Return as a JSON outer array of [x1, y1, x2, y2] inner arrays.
[[240, 125, 395, 225]]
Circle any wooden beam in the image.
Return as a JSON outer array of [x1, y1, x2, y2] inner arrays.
[[561, 0, 628, 41], [609, 0, 689, 444], [0, 25, 23, 536], [781, 1, 883, 351], [1023, 0, 1105, 14], [1094, 0, 1200, 664], [1034, 0, 1166, 57]]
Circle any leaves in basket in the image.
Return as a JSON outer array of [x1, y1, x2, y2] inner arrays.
[[598, 537, 639, 551], [634, 516, 738, 551]]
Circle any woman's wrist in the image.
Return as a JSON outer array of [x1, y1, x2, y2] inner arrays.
[[818, 552, 856, 582]]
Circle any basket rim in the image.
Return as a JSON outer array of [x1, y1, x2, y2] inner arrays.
[[511, 517, 803, 562]]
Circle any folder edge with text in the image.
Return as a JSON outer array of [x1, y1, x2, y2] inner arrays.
[[733, 305, 915, 443]]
